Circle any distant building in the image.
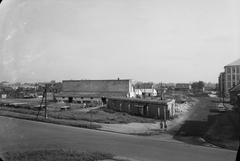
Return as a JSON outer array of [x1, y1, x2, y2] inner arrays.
[[135, 89, 143, 98], [175, 83, 191, 91], [218, 72, 225, 97], [52, 82, 62, 93], [140, 88, 157, 97], [224, 58, 240, 96], [0, 90, 7, 98], [135, 83, 157, 97], [55, 79, 135, 104], [107, 97, 175, 120]]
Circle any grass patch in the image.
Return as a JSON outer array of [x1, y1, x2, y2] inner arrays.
[[2, 149, 114, 161], [0, 106, 156, 124], [0, 109, 101, 129]]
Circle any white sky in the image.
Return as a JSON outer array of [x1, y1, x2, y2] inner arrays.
[[0, 0, 239, 83]]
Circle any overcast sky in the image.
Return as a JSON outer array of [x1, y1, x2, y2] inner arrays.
[[0, 0, 239, 83]]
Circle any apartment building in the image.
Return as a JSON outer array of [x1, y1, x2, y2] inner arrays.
[[224, 58, 240, 95], [218, 72, 225, 96]]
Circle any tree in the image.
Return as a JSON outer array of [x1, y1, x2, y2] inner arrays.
[[198, 81, 205, 91], [191, 81, 205, 91], [191, 82, 198, 91]]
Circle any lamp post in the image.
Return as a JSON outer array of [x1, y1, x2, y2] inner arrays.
[[222, 83, 225, 106]]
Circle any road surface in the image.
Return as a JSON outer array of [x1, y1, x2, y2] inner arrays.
[[167, 97, 225, 136], [0, 116, 237, 161]]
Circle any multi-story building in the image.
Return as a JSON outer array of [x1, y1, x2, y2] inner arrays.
[[224, 58, 240, 96], [218, 72, 225, 96]]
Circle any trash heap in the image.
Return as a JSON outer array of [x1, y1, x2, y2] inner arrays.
[[175, 97, 197, 113]]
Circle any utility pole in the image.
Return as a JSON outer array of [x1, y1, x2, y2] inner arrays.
[[36, 84, 48, 119], [222, 84, 225, 106], [45, 84, 47, 119], [160, 81, 163, 100]]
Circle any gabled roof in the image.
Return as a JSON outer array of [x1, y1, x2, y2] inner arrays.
[[139, 83, 153, 89], [229, 83, 240, 92], [225, 58, 240, 67]]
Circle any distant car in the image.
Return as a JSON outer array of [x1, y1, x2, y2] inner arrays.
[[218, 104, 226, 112]]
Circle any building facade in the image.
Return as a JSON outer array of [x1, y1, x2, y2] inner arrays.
[[56, 79, 135, 104], [107, 97, 175, 120], [218, 72, 225, 97], [224, 58, 240, 96], [175, 83, 191, 91]]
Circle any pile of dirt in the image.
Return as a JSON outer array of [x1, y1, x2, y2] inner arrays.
[[175, 99, 197, 113]]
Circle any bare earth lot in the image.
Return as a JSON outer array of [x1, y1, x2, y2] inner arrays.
[[0, 96, 239, 151]]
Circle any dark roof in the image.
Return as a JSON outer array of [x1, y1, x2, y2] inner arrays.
[[229, 84, 240, 92], [107, 97, 173, 105], [224, 58, 240, 67], [56, 91, 128, 98], [175, 83, 190, 88], [139, 83, 153, 89]]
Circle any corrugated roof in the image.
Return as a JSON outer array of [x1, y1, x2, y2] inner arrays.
[[225, 58, 240, 67]]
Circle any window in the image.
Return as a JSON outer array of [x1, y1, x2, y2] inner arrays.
[[228, 82, 231, 88], [237, 67, 240, 73], [113, 101, 116, 107], [227, 75, 231, 81], [232, 75, 235, 80], [227, 67, 231, 73], [233, 82, 235, 87], [232, 67, 236, 73], [237, 75, 240, 81]]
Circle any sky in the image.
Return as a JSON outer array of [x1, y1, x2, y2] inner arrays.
[[0, 0, 239, 83]]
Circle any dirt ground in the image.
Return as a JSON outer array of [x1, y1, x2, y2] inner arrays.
[[98, 101, 198, 142]]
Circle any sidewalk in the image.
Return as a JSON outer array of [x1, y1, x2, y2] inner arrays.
[[218, 102, 235, 110]]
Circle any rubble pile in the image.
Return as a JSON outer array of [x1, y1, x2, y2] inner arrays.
[[175, 98, 197, 113]]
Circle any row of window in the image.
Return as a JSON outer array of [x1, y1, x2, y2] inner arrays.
[[226, 67, 240, 73], [226, 82, 237, 88], [226, 74, 240, 81]]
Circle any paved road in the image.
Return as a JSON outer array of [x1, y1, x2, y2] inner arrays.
[[0, 116, 237, 161], [167, 97, 222, 135]]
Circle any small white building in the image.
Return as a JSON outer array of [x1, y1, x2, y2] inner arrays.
[[136, 89, 157, 97]]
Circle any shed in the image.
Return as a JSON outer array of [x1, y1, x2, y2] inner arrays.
[[107, 97, 175, 120]]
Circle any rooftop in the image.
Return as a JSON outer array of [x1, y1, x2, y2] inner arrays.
[[108, 97, 173, 105], [225, 58, 240, 67]]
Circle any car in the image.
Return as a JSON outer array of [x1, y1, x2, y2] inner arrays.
[[218, 104, 226, 112]]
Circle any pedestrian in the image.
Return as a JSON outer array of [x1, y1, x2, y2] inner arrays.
[[160, 120, 163, 130], [164, 121, 167, 131]]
